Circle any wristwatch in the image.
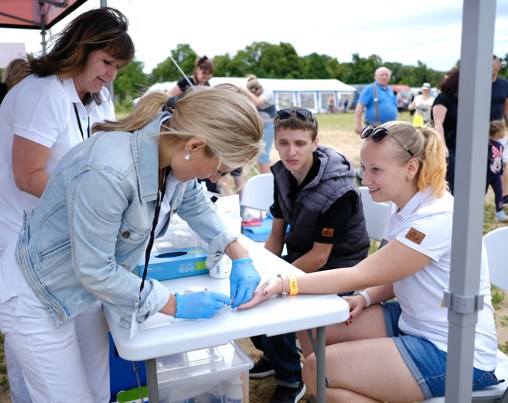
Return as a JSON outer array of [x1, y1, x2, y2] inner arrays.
[[354, 289, 371, 308]]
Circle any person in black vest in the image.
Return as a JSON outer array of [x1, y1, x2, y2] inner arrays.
[[249, 107, 370, 403]]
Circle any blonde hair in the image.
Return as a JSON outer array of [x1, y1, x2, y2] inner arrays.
[[246, 74, 262, 92], [378, 121, 448, 197], [93, 85, 264, 169], [2, 58, 29, 91]]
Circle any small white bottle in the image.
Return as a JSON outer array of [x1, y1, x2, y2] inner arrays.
[[208, 255, 231, 279], [225, 376, 243, 403]]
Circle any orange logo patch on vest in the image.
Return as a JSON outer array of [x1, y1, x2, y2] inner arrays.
[[405, 227, 425, 245], [322, 228, 334, 237]]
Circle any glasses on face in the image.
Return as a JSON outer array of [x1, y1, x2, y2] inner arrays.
[[275, 109, 317, 126], [360, 125, 414, 157]]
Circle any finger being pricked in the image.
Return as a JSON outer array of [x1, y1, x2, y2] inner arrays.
[[236, 280, 275, 309]]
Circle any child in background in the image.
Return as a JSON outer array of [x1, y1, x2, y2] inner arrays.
[[487, 120, 508, 221]]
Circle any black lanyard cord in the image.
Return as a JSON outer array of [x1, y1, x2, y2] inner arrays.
[[73, 103, 90, 140], [139, 168, 169, 299]]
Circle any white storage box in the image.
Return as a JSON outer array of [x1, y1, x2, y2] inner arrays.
[[156, 341, 253, 403]]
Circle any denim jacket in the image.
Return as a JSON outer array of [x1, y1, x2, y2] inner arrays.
[[15, 113, 237, 328]]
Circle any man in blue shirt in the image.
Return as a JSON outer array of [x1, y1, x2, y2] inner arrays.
[[354, 66, 398, 134]]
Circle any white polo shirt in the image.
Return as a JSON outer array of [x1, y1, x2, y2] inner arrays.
[[0, 74, 114, 254], [387, 187, 497, 370]]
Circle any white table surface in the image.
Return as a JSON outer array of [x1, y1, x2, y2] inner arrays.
[[104, 235, 349, 401]]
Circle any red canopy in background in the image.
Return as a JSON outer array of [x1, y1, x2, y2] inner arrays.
[[0, 0, 89, 30], [0, 0, 91, 54]]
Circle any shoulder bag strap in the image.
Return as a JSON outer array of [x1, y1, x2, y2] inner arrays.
[[372, 84, 379, 122]]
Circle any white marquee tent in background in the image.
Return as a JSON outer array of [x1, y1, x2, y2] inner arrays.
[[0, 1, 504, 402], [210, 77, 356, 114]]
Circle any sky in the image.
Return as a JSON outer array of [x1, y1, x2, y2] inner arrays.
[[1, 0, 508, 74]]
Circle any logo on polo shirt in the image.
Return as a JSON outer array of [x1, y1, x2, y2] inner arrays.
[[322, 228, 334, 237], [406, 227, 425, 244]]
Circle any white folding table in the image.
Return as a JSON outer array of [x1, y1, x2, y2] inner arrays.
[[104, 236, 349, 403]]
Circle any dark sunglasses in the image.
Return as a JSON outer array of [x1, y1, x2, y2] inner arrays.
[[275, 109, 317, 126], [360, 125, 414, 157]]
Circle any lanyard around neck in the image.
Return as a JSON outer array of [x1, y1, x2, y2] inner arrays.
[[73, 104, 90, 140], [139, 168, 170, 299]]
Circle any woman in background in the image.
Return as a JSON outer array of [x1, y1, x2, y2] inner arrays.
[[431, 68, 459, 194], [0, 58, 29, 104], [167, 55, 214, 97], [244, 75, 277, 173]]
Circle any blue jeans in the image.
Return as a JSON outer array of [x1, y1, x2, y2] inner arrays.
[[382, 301, 498, 399], [250, 256, 354, 386], [251, 333, 302, 386], [258, 120, 274, 164], [251, 252, 302, 386]]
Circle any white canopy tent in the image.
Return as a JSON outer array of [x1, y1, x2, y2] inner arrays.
[[210, 77, 356, 114]]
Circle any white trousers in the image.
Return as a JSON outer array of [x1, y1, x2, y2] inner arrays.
[[4, 338, 32, 403], [0, 285, 110, 403]]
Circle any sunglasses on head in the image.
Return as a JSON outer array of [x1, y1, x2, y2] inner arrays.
[[275, 109, 317, 126], [360, 125, 414, 156]]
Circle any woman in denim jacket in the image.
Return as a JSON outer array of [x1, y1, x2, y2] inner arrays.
[[0, 85, 263, 402]]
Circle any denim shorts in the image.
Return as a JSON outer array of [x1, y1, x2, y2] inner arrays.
[[382, 301, 499, 399]]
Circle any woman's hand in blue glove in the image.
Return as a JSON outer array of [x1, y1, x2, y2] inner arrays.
[[174, 291, 232, 319], [230, 257, 261, 308]]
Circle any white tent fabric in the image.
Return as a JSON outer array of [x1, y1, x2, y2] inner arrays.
[[210, 77, 356, 114]]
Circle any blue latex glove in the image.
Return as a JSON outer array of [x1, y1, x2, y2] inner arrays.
[[174, 291, 232, 319], [230, 257, 261, 308]]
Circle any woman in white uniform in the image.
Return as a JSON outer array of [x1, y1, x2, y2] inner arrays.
[[0, 86, 263, 403], [239, 121, 498, 402], [0, 7, 134, 402]]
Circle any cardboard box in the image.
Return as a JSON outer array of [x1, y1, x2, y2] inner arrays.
[[156, 341, 253, 403], [137, 247, 208, 281]]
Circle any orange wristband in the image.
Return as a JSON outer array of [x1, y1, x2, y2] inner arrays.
[[288, 276, 298, 296]]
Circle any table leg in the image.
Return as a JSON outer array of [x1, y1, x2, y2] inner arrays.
[[146, 358, 159, 402], [316, 326, 326, 403]]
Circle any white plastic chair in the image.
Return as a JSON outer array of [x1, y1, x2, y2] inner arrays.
[[358, 186, 391, 244], [483, 226, 508, 291], [420, 227, 508, 402], [240, 173, 274, 220]]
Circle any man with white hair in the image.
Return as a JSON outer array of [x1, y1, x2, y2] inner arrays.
[[354, 66, 398, 134]]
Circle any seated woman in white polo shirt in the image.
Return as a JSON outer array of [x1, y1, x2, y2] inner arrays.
[[239, 121, 498, 402]]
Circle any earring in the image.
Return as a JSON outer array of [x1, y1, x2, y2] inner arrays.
[[184, 151, 191, 161]]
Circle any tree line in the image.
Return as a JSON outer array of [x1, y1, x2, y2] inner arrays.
[[110, 41, 508, 111]]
